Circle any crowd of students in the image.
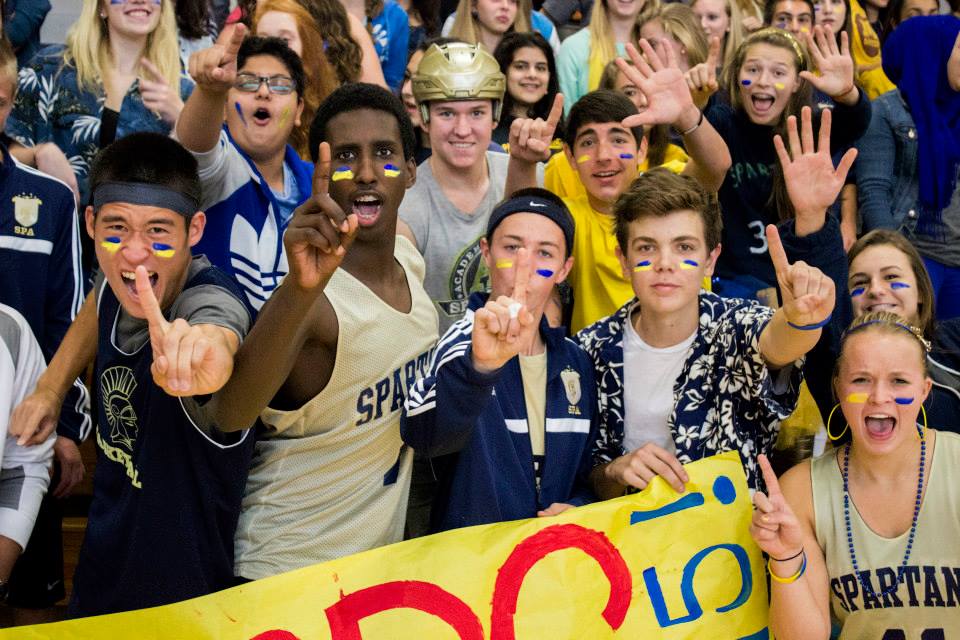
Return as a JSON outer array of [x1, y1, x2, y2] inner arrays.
[[1, 0, 959, 636]]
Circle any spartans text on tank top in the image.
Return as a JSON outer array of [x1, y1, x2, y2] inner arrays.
[[234, 236, 439, 580], [812, 431, 960, 638]]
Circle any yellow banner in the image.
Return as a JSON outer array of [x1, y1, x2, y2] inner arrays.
[[7, 452, 769, 639]]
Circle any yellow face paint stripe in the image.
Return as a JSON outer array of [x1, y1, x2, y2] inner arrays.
[[846, 393, 868, 404], [495, 259, 514, 269]]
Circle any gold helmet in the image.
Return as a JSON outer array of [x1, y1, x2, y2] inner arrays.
[[412, 42, 506, 124]]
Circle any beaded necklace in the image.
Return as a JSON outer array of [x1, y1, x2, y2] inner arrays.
[[842, 438, 926, 598]]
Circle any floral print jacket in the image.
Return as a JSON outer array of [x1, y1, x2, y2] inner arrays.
[[576, 291, 803, 491], [6, 45, 193, 204]]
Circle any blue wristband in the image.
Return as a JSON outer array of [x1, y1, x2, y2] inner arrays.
[[787, 314, 832, 331]]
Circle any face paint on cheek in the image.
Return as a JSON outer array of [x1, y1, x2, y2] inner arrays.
[[850, 287, 865, 297], [151, 243, 175, 259], [634, 260, 652, 272], [277, 106, 290, 127], [495, 259, 514, 269], [619, 153, 634, 160], [890, 282, 911, 290], [774, 82, 786, 90], [577, 155, 591, 164], [234, 102, 247, 127], [101, 236, 122, 254], [383, 163, 401, 178], [846, 392, 868, 404], [332, 167, 354, 182], [680, 259, 699, 270], [895, 397, 915, 405], [741, 79, 752, 86], [535, 268, 554, 278]]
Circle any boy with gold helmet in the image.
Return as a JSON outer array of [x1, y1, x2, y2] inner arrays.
[[397, 42, 545, 537]]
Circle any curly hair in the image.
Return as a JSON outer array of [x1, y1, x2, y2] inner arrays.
[[253, 0, 339, 158], [175, 0, 211, 40], [299, 0, 363, 84]]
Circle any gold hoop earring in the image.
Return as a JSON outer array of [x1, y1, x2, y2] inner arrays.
[[827, 403, 849, 441]]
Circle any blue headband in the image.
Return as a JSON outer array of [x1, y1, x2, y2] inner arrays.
[[92, 182, 198, 218]]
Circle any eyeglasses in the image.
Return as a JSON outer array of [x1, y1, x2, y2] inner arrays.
[[233, 73, 297, 95]]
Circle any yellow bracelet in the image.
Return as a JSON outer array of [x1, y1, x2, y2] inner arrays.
[[768, 551, 807, 584]]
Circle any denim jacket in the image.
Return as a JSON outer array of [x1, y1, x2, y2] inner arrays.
[[855, 89, 921, 233]]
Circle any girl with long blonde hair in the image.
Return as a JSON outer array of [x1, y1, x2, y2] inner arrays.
[[7, 0, 191, 205]]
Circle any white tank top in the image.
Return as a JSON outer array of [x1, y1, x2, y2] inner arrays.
[[812, 431, 960, 638], [234, 236, 439, 579]]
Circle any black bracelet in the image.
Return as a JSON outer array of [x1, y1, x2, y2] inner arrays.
[[677, 109, 704, 136], [770, 547, 804, 562]]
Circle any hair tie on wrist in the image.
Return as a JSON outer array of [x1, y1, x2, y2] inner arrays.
[[787, 314, 832, 331], [770, 547, 804, 562], [677, 109, 704, 136]]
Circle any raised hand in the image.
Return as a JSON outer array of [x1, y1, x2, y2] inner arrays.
[[188, 23, 246, 93], [685, 36, 721, 111], [136, 266, 235, 396], [750, 454, 804, 560], [508, 93, 564, 164], [283, 141, 359, 291], [139, 58, 184, 126], [801, 26, 857, 104], [618, 39, 700, 131], [604, 442, 689, 493], [774, 106, 857, 220], [9, 385, 61, 446], [471, 248, 537, 373], [767, 224, 835, 329]]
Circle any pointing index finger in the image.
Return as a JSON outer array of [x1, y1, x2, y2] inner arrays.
[[757, 454, 783, 498], [219, 23, 247, 59], [765, 224, 791, 277], [512, 247, 531, 306], [707, 36, 721, 69], [134, 265, 169, 333], [545, 93, 564, 136], [139, 57, 166, 84], [314, 141, 331, 196]]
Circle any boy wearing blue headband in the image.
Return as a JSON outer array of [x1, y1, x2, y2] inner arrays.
[[12, 132, 257, 617], [402, 188, 598, 532]]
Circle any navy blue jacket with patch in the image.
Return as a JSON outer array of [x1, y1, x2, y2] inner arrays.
[[402, 292, 598, 533], [0, 142, 90, 443]]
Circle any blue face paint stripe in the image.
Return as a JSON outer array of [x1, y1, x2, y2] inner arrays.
[[890, 282, 911, 290], [535, 269, 554, 278], [619, 153, 634, 159], [895, 397, 914, 405], [850, 287, 865, 297]]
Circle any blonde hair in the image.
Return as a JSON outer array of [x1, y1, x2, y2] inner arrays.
[[254, 0, 339, 159], [643, 3, 709, 67], [588, 0, 659, 78], [691, 0, 747, 70], [449, 0, 532, 48], [65, 0, 181, 93]]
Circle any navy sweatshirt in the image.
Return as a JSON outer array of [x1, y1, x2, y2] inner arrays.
[[706, 93, 871, 288], [402, 292, 597, 533]]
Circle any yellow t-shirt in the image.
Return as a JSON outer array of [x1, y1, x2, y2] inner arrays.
[[563, 195, 636, 333], [849, 0, 896, 99], [544, 143, 688, 201]]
